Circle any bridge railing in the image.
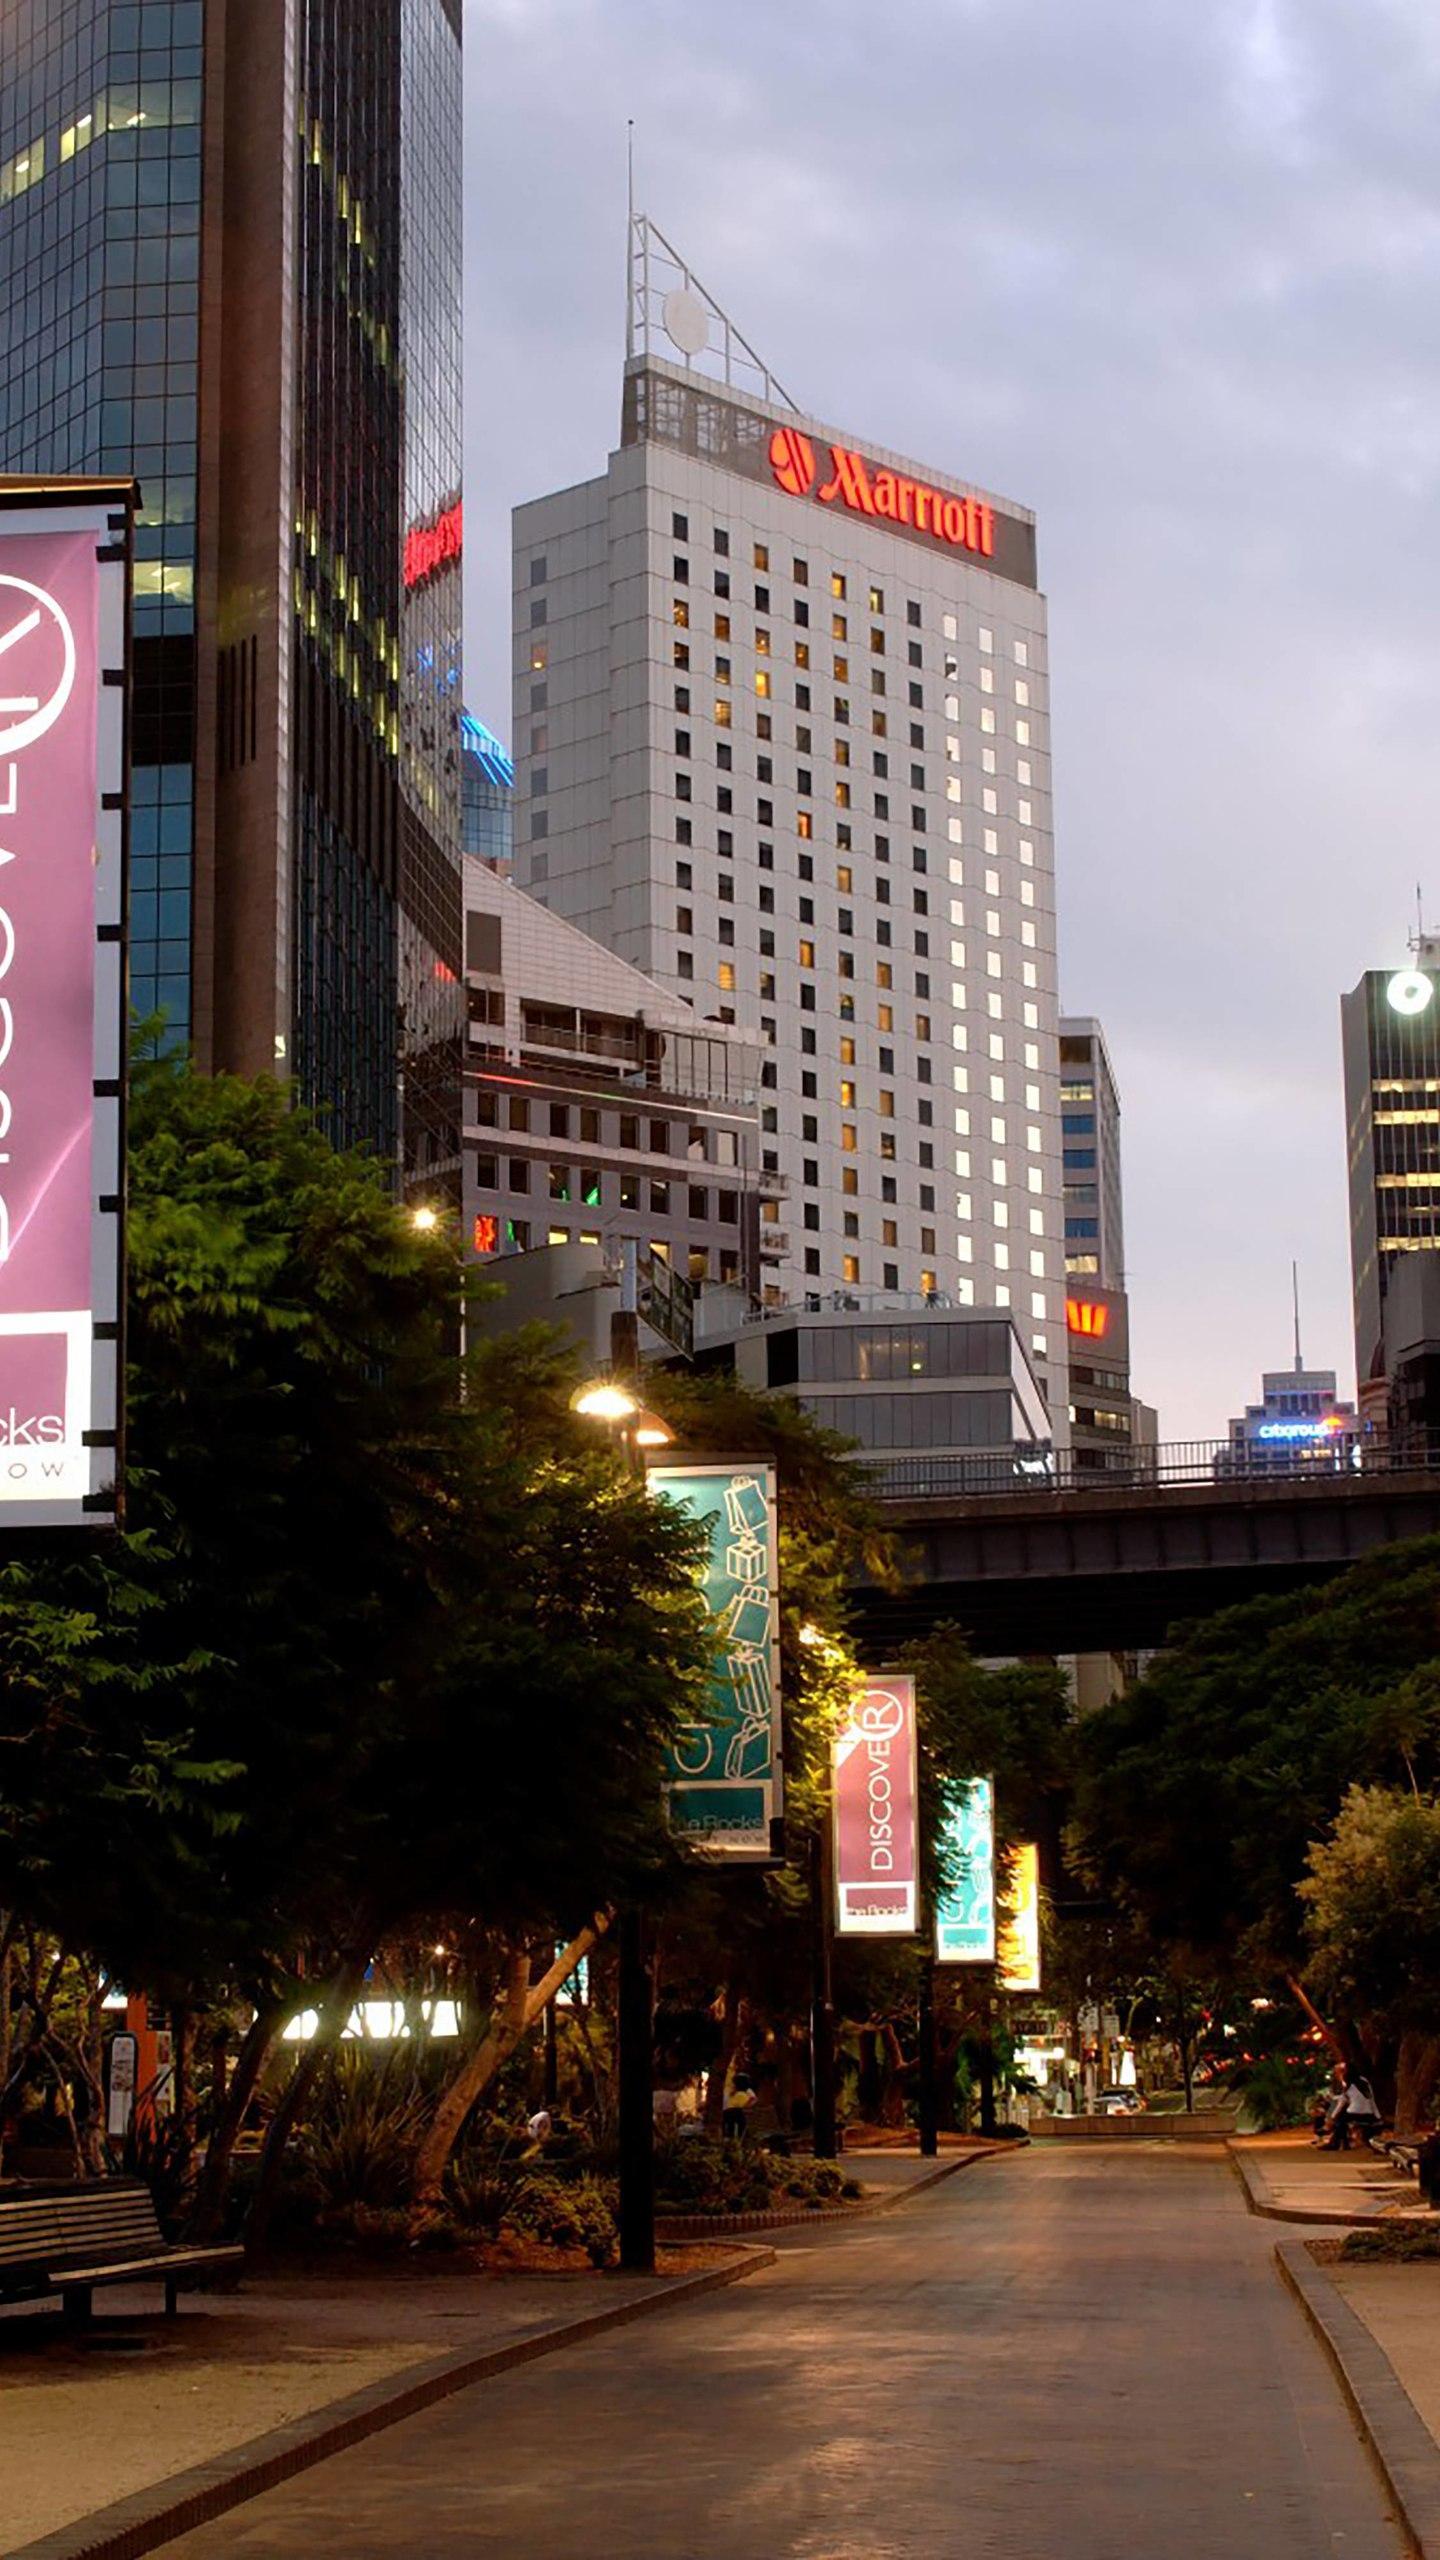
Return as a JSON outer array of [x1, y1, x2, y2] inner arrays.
[[873, 1436, 1440, 1502]]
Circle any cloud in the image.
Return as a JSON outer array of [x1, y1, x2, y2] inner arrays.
[[464, 0, 1440, 1437]]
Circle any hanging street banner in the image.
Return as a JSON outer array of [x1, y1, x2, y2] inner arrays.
[[646, 1462, 780, 1857], [0, 488, 129, 1526], [833, 1671, 919, 1937], [997, 1842, 1042, 1992], [934, 1777, 996, 1964]]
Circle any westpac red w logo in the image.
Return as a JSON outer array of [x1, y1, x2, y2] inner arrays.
[[768, 427, 816, 497]]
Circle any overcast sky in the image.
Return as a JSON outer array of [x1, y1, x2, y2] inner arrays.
[[464, 0, 1440, 1440]]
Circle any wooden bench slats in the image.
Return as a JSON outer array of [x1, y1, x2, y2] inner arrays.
[[0, 2181, 242, 2317], [55, 2245, 241, 2284]]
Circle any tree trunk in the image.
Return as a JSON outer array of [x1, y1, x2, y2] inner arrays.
[[1394, 2031, 1440, 2135], [186, 2000, 285, 2241], [411, 1922, 603, 2217], [1285, 1973, 1348, 2068], [246, 1958, 368, 2249]]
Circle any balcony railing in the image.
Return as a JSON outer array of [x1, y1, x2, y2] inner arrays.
[[872, 1437, 1440, 1502]]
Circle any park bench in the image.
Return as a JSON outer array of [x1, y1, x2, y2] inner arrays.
[[0, 2179, 242, 2321]]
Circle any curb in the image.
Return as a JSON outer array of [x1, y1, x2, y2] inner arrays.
[[1228, 2139, 1389, 2228], [7, 2245, 776, 2560], [655, 2139, 1017, 2239], [1276, 2239, 1440, 2555]]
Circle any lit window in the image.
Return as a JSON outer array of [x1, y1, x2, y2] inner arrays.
[[797, 812, 813, 839], [756, 628, 771, 654], [1015, 681, 1030, 707], [981, 708, 996, 735], [869, 587, 885, 613], [530, 641, 548, 671], [799, 940, 815, 967], [754, 543, 770, 570], [714, 614, 730, 639], [842, 1255, 861, 1284], [878, 1003, 893, 1031], [979, 627, 993, 653], [718, 961, 736, 990], [1016, 720, 1031, 745], [673, 600, 689, 628], [755, 670, 771, 697], [840, 1080, 857, 1106], [841, 1125, 858, 1153], [715, 700, 732, 727], [980, 667, 995, 695], [832, 573, 847, 599], [796, 641, 811, 668]]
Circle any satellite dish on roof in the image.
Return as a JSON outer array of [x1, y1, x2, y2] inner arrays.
[[662, 287, 709, 358]]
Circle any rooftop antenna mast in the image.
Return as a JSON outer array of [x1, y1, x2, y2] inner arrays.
[[625, 122, 636, 361], [1292, 1259, 1303, 1375]]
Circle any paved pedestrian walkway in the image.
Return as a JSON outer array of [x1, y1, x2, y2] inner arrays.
[[1232, 2127, 1424, 2223], [164, 2148, 1403, 2559]]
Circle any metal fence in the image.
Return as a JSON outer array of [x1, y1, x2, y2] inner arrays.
[[873, 1437, 1440, 1503]]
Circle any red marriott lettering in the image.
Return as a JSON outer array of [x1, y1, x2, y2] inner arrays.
[[404, 498, 463, 590], [768, 429, 994, 558]]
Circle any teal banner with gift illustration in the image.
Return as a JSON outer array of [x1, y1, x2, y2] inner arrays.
[[646, 1463, 780, 1858], [934, 1777, 996, 1963]]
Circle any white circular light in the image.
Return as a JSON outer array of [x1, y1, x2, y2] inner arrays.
[[1387, 970, 1433, 1016], [662, 287, 709, 358]]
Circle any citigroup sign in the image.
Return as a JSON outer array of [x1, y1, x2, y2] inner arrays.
[[0, 497, 127, 1524]]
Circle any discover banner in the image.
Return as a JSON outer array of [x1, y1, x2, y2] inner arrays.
[[0, 489, 128, 1525], [997, 1842, 1042, 1992], [833, 1672, 919, 1937]]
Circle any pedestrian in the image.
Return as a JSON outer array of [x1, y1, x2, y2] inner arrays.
[[1344, 2072, 1382, 2146], [722, 2071, 757, 2142], [1321, 2065, 1350, 2150]]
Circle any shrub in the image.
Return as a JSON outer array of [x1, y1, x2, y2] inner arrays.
[[502, 2173, 619, 2266], [296, 2055, 430, 2214], [1341, 2225, 1440, 2262], [653, 2139, 863, 2216], [1235, 2054, 1327, 2133]]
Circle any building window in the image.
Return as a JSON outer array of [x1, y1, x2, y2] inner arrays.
[[549, 1166, 571, 1201], [843, 1255, 861, 1283]]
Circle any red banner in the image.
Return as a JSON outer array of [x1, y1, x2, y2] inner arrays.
[[833, 1674, 919, 1937]]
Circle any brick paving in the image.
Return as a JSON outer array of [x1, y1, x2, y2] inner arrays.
[[164, 2148, 1404, 2558]]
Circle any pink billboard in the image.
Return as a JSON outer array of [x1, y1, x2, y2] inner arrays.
[[833, 1673, 919, 1937], [0, 497, 127, 1523]]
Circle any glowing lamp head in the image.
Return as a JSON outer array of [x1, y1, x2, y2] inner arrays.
[[571, 1379, 641, 1424], [409, 1204, 439, 1234], [634, 1413, 675, 1449], [1387, 970, 1433, 1017]]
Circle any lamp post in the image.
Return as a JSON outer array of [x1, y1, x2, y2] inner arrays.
[[570, 1340, 674, 2274], [798, 1623, 838, 2160]]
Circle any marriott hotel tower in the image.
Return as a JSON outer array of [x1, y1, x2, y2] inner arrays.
[[513, 224, 1066, 1415]]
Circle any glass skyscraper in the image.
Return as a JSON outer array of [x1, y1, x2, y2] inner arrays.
[[0, 0, 463, 1173]]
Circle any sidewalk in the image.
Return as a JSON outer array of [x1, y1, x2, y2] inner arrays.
[[1233, 2136, 1440, 2554], [1230, 2128, 1428, 2225], [0, 2247, 761, 2555]]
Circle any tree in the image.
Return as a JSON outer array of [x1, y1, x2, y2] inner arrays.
[[1070, 1539, 1440, 1986], [1300, 1787, 1440, 2130], [0, 1057, 715, 2211]]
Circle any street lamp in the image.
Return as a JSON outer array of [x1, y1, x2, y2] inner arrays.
[[409, 1204, 440, 1234], [570, 1362, 671, 2273], [798, 1622, 840, 2160]]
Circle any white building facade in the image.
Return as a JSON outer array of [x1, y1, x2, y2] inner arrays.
[[512, 238, 1067, 1419]]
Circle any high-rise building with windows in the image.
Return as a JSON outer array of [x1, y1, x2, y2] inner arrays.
[[1059, 1017, 1123, 1285], [1342, 944, 1440, 1436], [0, 0, 463, 1175], [461, 712, 514, 872], [512, 223, 1067, 1414]]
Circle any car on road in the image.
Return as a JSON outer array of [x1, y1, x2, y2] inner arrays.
[[1098, 2085, 1143, 2115]]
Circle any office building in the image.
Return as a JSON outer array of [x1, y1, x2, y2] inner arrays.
[[1055, 1017, 1156, 1467], [1342, 946, 1440, 1436], [1059, 1018, 1123, 1285], [1223, 1356, 1357, 1472], [462, 712, 514, 872], [0, 0, 464, 1171], [463, 858, 775, 1292], [709, 1299, 1052, 1495], [511, 219, 1067, 1424]]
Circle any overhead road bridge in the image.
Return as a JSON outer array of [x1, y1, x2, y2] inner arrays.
[[850, 1443, 1440, 1657]]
